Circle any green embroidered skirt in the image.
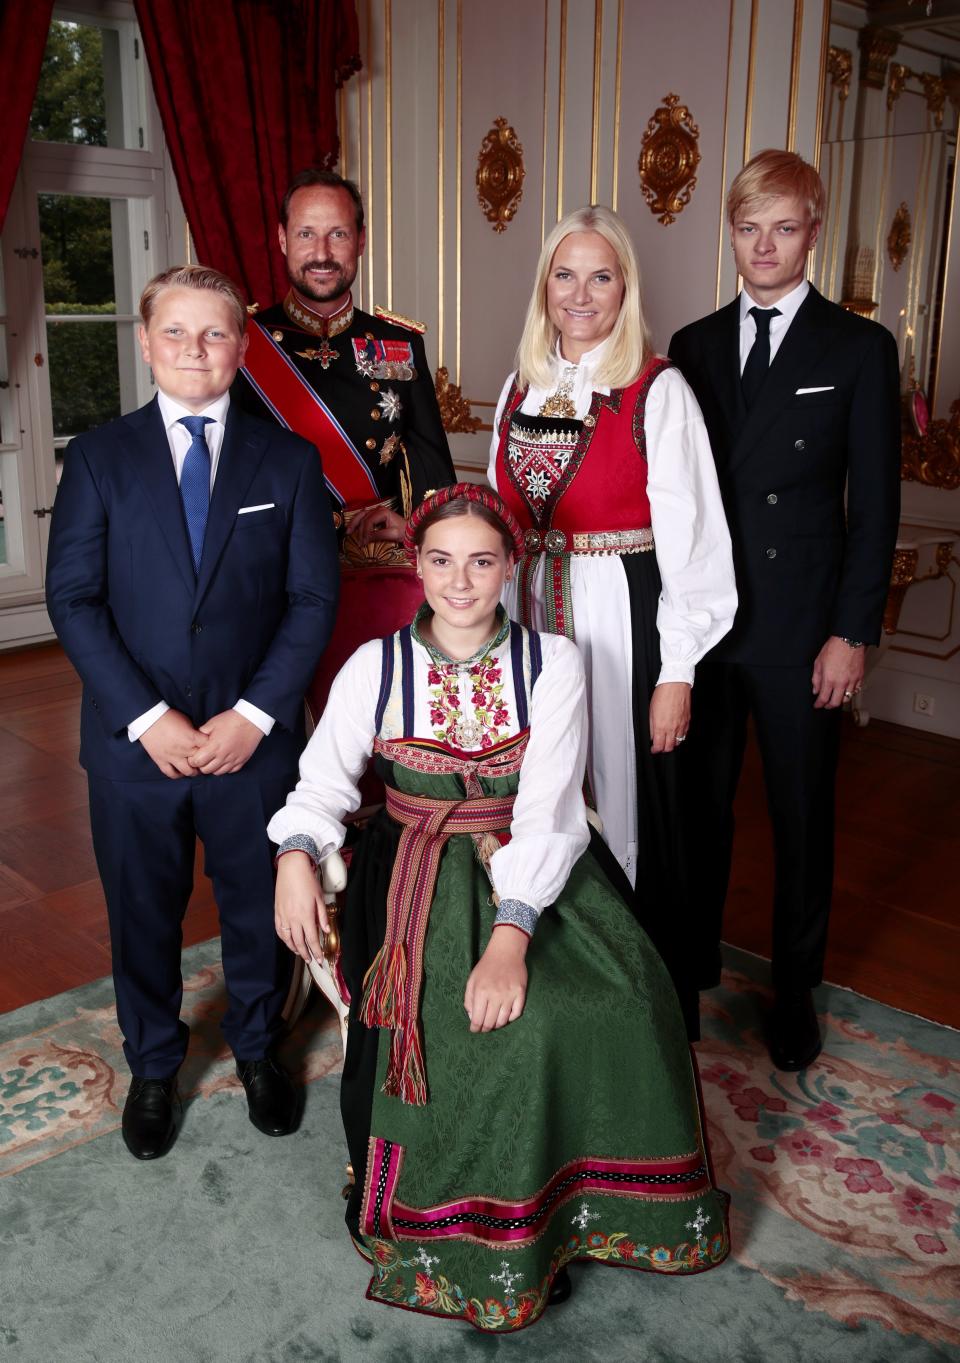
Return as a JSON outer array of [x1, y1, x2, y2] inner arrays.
[[338, 759, 730, 1333]]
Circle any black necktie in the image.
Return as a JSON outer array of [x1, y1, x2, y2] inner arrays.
[[741, 306, 780, 408]]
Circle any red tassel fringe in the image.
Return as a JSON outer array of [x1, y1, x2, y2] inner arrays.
[[359, 941, 407, 1029]]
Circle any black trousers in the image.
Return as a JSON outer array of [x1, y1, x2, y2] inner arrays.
[[88, 768, 295, 1077], [684, 657, 841, 992]]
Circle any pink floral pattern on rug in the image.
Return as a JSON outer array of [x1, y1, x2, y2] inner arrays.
[[0, 951, 341, 1178], [697, 975, 960, 1353]]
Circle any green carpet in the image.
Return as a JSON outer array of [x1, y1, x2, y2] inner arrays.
[[1, 942, 958, 1363]]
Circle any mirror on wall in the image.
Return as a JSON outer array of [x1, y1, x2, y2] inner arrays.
[[818, 1, 959, 420]]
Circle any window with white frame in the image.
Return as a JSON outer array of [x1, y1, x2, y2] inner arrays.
[[0, 0, 186, 636]]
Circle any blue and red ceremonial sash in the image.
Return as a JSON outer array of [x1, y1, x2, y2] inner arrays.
[[241, 319, 379, 508]]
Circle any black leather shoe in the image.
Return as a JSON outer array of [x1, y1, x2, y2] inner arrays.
[[236, 1055, 302, 1136], [121, 1077, 179, 1160], [768, 988, 822, 1072], [548, 1267, 573, 1306]]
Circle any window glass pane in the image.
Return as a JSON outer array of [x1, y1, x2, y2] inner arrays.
[[47, 319, 121, 440], [30, 18, 148, 152], [39, 193, 116, 308], [0, 326, 13, 448]]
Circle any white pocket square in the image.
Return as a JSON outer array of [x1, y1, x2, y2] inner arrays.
[[238, 503, 275, 514], [795, 386, 834, 394]]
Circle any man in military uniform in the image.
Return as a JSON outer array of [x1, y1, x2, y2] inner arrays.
[[234, 168, 453, 548]]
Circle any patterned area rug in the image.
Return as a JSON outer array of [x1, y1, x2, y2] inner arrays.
[[1, 942, 958, 1363]]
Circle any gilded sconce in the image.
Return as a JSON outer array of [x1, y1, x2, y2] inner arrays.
[[887, 202, 911, 272], [638, 94, 701, 226], [476, 118, 525, 233], [434, 367, 482, 434]]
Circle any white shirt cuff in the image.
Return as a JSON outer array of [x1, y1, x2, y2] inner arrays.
[[234, 699, 275, 735], [656, 661, 695, 687], [128, 701, 170, 742]]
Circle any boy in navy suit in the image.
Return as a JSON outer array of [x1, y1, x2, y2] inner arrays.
[[46, 266, 339, 1158]]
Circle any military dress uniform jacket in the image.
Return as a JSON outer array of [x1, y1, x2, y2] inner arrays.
[[669, 286, 901, 666], [233, 296, 454, 520]]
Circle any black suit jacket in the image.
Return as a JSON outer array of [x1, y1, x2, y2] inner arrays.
[[46, 398, 339, 781], [669, 287, 900, 665]]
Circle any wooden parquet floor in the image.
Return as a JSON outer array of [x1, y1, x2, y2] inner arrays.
[[0, 643, 958, 1027]]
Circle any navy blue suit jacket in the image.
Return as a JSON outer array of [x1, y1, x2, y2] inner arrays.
[[46, 396, 339, 781]]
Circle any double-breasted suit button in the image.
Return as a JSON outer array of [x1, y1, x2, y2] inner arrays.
[[794, 439, 805, 451], [192, 622, 203, 634], [765, 547, 777, 559], [766, 493, 778, 505]]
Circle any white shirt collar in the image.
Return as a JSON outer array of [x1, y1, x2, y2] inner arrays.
[[157, 389, 230, 434], [739, 279, 809, 326], [552, 332, 612, 373]]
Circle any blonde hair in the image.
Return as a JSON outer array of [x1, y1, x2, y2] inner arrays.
[[727, 149, 825, 226], [515, 205, 651, 391], [139, 265, 247, 336]]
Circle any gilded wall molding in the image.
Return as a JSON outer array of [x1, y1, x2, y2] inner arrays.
[[857, 26, 899, 90], [638, 93, 701, 227], [828, 46, 853, 103], [887, 201, 911, 272], [840, 245, 878, 317], [434, 367, 482, 433], [920, 74, 946, 129], [476, 117, 526, 234], [902, 400, 960, 491], [887, 62, 908, 111]]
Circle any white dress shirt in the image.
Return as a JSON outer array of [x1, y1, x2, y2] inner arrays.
[[738, 279, 809, 374], [127, 390, 274, 743], [487, 340, 737, 883]]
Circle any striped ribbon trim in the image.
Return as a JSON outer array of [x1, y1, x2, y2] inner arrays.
[[359, 786, 517, 1105]]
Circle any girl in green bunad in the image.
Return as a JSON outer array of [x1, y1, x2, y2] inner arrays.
[[269, 483, 729, 1333]]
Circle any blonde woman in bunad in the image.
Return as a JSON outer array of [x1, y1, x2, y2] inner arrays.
[[268, 484, 729, 1334], [488, 206, 737, 1038]]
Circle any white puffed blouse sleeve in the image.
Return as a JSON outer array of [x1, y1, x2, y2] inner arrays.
[[266, 640, 382, 854], [489, 632, 590, 919]]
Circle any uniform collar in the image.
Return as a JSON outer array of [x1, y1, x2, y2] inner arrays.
[[283, 290, 355, 338]]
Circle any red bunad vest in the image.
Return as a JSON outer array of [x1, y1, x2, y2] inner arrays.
[[494, 355, 670, 637]]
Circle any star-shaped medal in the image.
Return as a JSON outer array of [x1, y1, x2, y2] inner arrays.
[[379, 433, 401, 465], [378, 388, 402, 422]]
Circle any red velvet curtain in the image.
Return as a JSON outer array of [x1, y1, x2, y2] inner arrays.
[[0, 0, 56, 233], [133, 0, 361, 305]]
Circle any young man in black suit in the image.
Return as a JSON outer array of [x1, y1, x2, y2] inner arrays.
[[46, 266, 339, 1158], [668, 150, 900, 1070]]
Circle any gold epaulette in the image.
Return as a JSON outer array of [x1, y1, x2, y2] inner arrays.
[[374, 305, 426, 333], [246, 302, 261, 315]]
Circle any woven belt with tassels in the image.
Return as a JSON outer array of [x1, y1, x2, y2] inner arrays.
[[358, 785, 515, 1106]]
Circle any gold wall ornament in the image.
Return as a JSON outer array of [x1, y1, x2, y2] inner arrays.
[[638, 93, 701, 227], [840, 245, 878, 317], [857, 26, 899, 90], [475, 117, 526, 234], [827, 47, 853, 102], [434, 367, 482, 433], [901, 399, 960, 491], [920, 73, 946, 129], [887, 62, 908, 111], [887, 202, 912, 272]]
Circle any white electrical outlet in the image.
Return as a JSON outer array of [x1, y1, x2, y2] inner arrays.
[[914, 692, 935, 716]]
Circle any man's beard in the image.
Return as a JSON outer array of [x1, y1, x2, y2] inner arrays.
[[288, 257, 357, 305]]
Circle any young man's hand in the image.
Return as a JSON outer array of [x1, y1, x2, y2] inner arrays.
[[190, 710, 264, 774], [138, 709, 204, 778]]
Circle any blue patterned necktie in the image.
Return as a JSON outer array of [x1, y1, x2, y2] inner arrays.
[[178, 414, 213, 572]]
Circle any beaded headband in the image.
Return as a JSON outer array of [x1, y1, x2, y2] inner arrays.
[[404, 483, 526, 560]]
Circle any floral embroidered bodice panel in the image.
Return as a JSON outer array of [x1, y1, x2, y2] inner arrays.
[[425, 652, 511, 750], [506, 414, 581, 523]]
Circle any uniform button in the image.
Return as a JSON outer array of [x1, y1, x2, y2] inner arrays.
[[366, 437, 376, 449], [795, 438, 806, 451], [369, 381, 380, 392], [765, 547, 777, 559], [365, 331, 374, 340], [766, 493, 778, 505], [370, 409, 381, 420], [185, 685, 192, 698], [192, 622, 203, 634]]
